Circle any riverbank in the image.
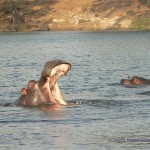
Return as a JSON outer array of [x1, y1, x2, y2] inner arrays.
[[0, 0, 150, 32]]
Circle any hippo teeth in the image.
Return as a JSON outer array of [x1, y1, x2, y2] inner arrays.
[[50, 82, 67, 105]]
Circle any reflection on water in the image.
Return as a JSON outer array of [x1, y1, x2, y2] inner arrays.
[[0, 31, 150, 150]]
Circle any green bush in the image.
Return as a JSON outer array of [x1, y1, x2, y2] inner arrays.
[[130, 17, 150, 30], [16, 23, 30, 31], [139, 0, 150, 6]]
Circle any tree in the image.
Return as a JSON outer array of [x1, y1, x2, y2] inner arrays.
[[139, 0, 150, 6], [3, 0, 20, 30]]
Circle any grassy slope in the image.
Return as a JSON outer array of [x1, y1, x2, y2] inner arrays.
[[0, 0, 149, 31]]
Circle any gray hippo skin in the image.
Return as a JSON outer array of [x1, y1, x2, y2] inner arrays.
[[15, 60, 71, 106]]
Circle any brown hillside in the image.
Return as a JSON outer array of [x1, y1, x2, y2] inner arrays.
[[0, 0, 149, 31]]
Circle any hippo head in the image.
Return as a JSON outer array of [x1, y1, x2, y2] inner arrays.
[[120, 79, 132, 86], [17, 60, 71, 106], [130, 76, 150, 85], [120, 76, 150, 87]]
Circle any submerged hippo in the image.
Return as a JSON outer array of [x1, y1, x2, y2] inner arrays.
[[15, 60, 71, 106], [120, 76, 150, 86]]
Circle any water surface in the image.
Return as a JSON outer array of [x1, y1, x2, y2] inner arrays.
[[0, 31, 150, 150]]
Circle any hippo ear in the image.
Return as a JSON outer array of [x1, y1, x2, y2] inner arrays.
[[28, 80, 37, 89]]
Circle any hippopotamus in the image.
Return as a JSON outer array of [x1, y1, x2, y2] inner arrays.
[[15, 60, 71, 106], [120, 76, 150, 86]]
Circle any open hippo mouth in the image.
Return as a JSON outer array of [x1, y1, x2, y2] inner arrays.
[[16, 60, 71, 106], [40, 60, 71, 105]]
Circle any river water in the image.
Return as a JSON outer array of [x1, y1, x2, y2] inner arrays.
[[0, 31, 150, 150]]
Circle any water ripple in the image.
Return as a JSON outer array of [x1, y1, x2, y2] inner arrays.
[[0, 31, 150, 150]]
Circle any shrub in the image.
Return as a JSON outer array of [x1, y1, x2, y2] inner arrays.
[[130, 17, 150, 30]]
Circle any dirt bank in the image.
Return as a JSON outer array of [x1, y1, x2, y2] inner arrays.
[[0, 0, 150, 31]]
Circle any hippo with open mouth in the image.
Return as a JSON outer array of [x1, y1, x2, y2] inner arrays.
[[15, 60, 71, 106], [120, 76, 150, 86]]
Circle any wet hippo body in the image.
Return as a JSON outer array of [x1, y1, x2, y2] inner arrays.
[[120, 76, 150, 86], [15, 60, 71, 106]]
